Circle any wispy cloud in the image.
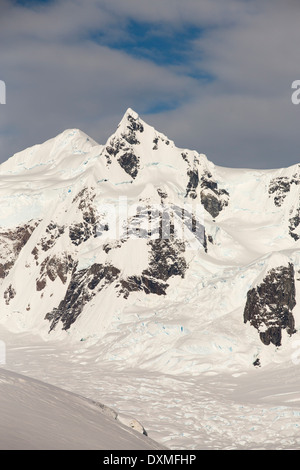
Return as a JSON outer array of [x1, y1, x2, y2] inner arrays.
[[0, 0, 300, 168]]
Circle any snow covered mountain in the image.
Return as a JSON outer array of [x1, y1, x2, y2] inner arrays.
[[1, 107, 300, 375]]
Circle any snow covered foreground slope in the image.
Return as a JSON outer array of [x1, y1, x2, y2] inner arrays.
[[0, 367, 163, 450], [1, 109, 300, 449]]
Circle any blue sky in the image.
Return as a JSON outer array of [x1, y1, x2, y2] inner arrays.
[[0, 0, 300, 168]]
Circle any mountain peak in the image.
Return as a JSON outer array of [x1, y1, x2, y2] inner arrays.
[[123, 107, 139, 120], [115, 108, 144, 136], [0, 127, 99, 175]]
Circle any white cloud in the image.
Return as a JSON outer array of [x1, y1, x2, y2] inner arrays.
[[143, 0, 300, 168], [0, 29, 197, 158], [96, 0, 247, 26], [0, 0, 300, 169]]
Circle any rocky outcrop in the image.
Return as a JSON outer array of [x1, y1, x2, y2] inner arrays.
[[119, 238, 187, 299], [36, 252, 75, 291], [185, 169, 199, 200], [184, 165, 229, 218], [0, 221, 39, 279], [45, 262, 120, 332], [117, 151, 140, 179], [268, 171, 300, 240], [39, 222, 65, 252], [200, 192, 226, 219], [104, 113, 144, 178], [3, 284, 16, 305], [289, 207, 300, 241], [269, 171, 300, 207], [45, 237, 188, 332], [199, 172, 229, 219], [244, 263, 296, 346], [69, 188, 105, 245]]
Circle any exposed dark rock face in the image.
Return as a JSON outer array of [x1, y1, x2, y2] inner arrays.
[[157, 188, 168, 200], [126, 113, 144, 135], [269, 174, 300, 207], [119, 239, 187, 299], [146, 239, 187, 283], [69, 188, 105, 246], [31, 246, 39, 264], [152, 137, 159, 150], [186, 169, 199, 200], [104, 113, 143, 178], [289, 207, 300, 241], [185, 167, 229, 218], [39, 222, 65, 252], [199, 172, 229, 219], [181, 152, 189, 164], [0, 260, 14, 280], [45, 263, 120, 332], [117, 151, 139, 179], [268, 172, 300, 240], [44, 179, 197, 334], [269, 177, 292, 206], [200, 192, 226, 219], [45, 238, 188, 332], [253, 358, 261, 367], [36, 252, 75, 291], [183, 153, 201, 200], [0, 221, 39, 279], [3, 284, 16, 305], [69, 222, 97, 246], [119, 275, 168, 299], [151, 134, 170, 151], [244, 263, 296, 346]]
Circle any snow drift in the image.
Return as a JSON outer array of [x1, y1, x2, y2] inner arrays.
[[0, 367, 163, 450]]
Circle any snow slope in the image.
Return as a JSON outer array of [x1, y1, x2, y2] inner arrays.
[[0, 366, 163, 450], [2, 326, 300, 450]]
